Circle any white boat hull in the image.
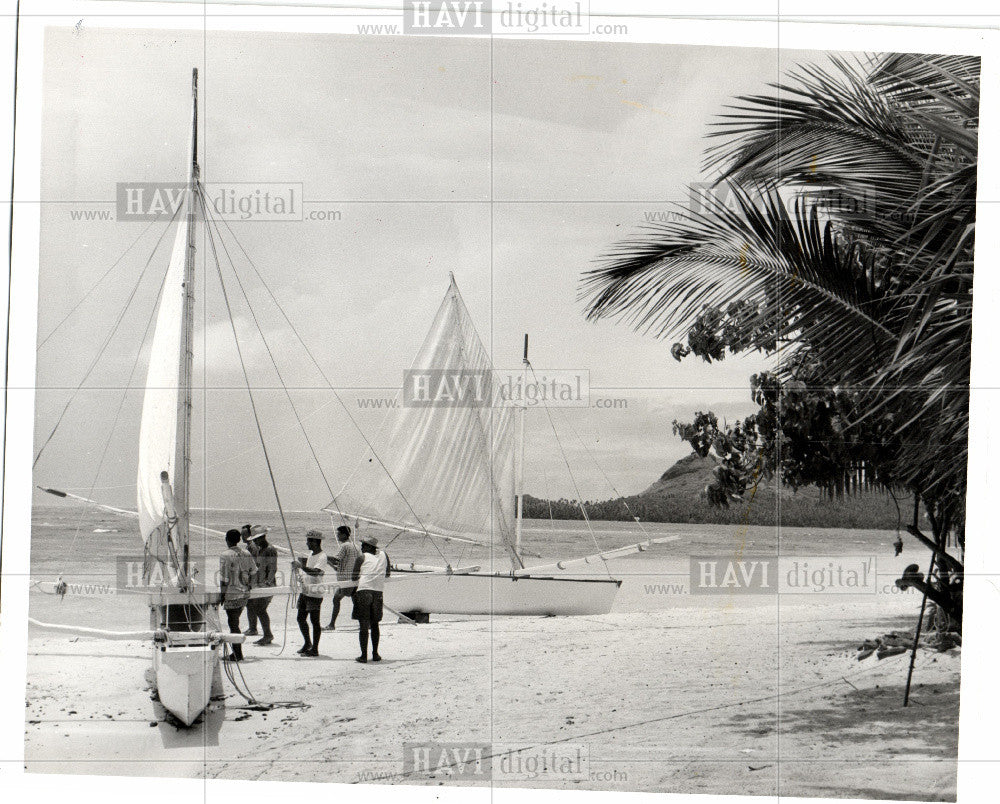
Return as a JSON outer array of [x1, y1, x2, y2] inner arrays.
[[152, 642, 218, 726], [386, 569, 621, 616]]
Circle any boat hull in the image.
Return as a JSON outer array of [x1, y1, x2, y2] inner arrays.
[[386, 569, 621, 616], [152, 642, 218, 726]]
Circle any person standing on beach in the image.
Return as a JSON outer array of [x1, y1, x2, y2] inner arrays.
[[293, 530, 326, 657], [247, 525, 277, 646], [242, 524, 261, 637], [219, 529, 256, 662], [352, 534, 390, 663], [325, 524, 360, 631]]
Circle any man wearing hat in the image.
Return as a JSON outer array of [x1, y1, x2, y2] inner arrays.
[[247, 525, 277, 646], [219, 529, 257, 662], [352, 534, 391, 663], [241, 524, 260, 637], [293, 530, 327, 656]]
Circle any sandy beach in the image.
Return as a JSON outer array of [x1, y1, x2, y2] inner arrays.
[[24, 518, 960, 799]]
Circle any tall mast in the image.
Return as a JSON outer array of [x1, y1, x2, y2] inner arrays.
[[173, 68, 199, 580], [514, 333, 528, 564]]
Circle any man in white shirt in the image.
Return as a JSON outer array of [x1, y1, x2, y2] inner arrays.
[[352, 534, 390, 663], [293, 530, 327, 657]]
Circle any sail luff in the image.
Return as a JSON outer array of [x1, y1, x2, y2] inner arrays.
[[137, 68, 198, 582]]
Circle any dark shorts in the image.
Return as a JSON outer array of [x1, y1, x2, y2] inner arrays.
[[248, 595, 272, 614], [352, 589, 383, 624], [223, 596, 248, 611], [297, 594, 322, 613], [333, 586, 353, 602]]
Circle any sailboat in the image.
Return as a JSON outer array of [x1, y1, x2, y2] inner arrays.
[[33, 69, 243, 727], [135, 68, 240, 726], [326, 277, 676, 616]]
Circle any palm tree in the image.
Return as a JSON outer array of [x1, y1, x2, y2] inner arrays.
[[582, 53, 978, 625]]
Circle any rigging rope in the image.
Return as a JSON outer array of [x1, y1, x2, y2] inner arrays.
[[198, 184, 346, 528], [526, 361, 612, 577], [37, 218, 162, 350], [33, 202, 184, 469], [219, 641, 308, 711], [204, 204, 443, 557], [541, 464, 558, 535], [200, 199, 297, 564], [555, 404, 653, 539], [58, 237, 174, 577]]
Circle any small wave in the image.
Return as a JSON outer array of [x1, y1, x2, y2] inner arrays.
[[93, 528, 118, 533]]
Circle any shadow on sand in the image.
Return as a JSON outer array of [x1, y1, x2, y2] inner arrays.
[[792, 614, 926, 653], [727, 680, 959, 759]]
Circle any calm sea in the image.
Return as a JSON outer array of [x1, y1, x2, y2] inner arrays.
[[29, 505, 898, 579], [26, 506, 903, 628]]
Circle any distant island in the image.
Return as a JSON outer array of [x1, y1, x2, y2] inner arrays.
[[523, 452, 910, 529]]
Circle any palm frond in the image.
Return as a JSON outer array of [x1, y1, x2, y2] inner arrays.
[[704, 58, 924, 209], [582, 184, 896, 379]]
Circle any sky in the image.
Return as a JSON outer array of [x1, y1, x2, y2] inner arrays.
[[32, 26, 847, 511]]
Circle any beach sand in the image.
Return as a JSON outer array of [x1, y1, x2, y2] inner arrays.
[[23, 524, 960, 800]]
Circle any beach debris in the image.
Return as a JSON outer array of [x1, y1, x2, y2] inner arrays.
[[856, 629, 960, 661], [748, 764, 773, 771]]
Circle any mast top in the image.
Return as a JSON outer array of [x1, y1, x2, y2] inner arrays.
[[190, 68, 199, 179]]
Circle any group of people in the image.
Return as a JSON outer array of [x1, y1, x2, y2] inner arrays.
[[217, 523, 390, 664]]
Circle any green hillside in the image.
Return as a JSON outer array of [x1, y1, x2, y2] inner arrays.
[[523, 452, 909, 529]]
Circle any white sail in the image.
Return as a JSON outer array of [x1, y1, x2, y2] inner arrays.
[[328, 276, 518, 564], [137, 195, 191, 572]]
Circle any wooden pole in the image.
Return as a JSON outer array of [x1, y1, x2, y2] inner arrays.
[[903, 551, 935, 706], [514, 333, 528, 564], [903, 494, 929, 707]]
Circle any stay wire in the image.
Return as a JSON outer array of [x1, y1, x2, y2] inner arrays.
[[197, 183, 344, 527], [526, 361, 611, 577], [58, 236, 174, 576], [200, 198, 296, 564], [37, 218, 161, 350], [555, 403, 653, 539], [205, 206, 441, 557], [33, 202, 184, 468]]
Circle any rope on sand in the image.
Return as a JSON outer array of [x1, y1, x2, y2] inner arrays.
[[391, 651, 939, 781]]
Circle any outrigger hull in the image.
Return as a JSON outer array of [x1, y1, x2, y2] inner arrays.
[[387, 569, 621, 616]]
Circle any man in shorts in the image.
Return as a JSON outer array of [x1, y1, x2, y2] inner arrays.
[[352, 534, 390, 663], [325, 524, 360, 630], [219, 529, 256, 662], [293, 530, 326, 657], [247, 525, 277, 645]]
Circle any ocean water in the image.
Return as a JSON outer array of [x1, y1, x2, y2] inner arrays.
[[29, 504, 899, 589], [27, 505, 907, 627]]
